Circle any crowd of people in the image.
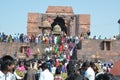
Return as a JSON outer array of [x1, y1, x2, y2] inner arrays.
[[0, 32, 120, 80], [0, 32, 118, 43], [0, 32, 81, 59], [0, 32, 81, 43], [1, 55, 120, 80]]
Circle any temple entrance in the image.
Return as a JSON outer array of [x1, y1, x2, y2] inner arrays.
[[51, 17, 67, 34]]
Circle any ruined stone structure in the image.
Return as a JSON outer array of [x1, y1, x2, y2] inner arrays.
[[27, 6, 90, 36], [1, 6, 120, 63]]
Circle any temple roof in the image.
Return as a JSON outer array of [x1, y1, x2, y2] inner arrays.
[[46, 6, 73, 13]]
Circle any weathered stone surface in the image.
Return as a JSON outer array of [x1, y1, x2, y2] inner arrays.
[[79, 15, 90, 33], [28, 13, 39, 22], [79, 25, 90, 33], [0, 43, 47, 59], [77, 39, 120, 63], [79, 15, 90, 25], [27, 13, 40, 36], [46, 6, 74, 13]]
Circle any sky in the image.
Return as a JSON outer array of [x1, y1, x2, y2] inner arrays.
[[0, 0, 120, 39]]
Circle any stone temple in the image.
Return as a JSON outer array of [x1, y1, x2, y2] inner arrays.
[[27, 6, 90, 36], [1, 6, 120, 63]]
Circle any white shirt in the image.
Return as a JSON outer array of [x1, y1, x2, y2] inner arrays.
[[7, 72, 16, 80], [51, 67, 56, 74], [39, 69, 54, 80], [0, 71, 5, 80], [0, 71, 16, 80], [85, 67, 95, 80], [45, 47, 50, 52], [49, 46, 52, 51]]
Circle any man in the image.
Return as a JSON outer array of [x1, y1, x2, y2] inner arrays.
[[66, 60, 88, 80], [39, 62, 54, 80], [82, 61, 95, 80], [0, 55, 15, 80], [24, 60, 36, 80]]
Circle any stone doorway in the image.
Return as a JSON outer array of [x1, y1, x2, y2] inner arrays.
[[51, 17, 67, 34]]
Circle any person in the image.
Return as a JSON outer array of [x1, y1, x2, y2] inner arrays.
[[66, 60, 88, 80], [54, 66, 63, 80], [51, 64, 56, 74], [24, 60, 36, 80], [14, 60, 25, 80], [0, 55, 15, 80], [35, 63, 42, 80], [39, 62, 54, 80], [91, 62, 104, 77], [7, 69, 16, 80], [27, 47, 31, 57], [45, 46, 50, 54], [16, 60, 25, 72], [81, 61, 95, 80]]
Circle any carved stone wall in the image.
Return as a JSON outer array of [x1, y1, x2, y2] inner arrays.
[[27, 6, 90, 36]]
